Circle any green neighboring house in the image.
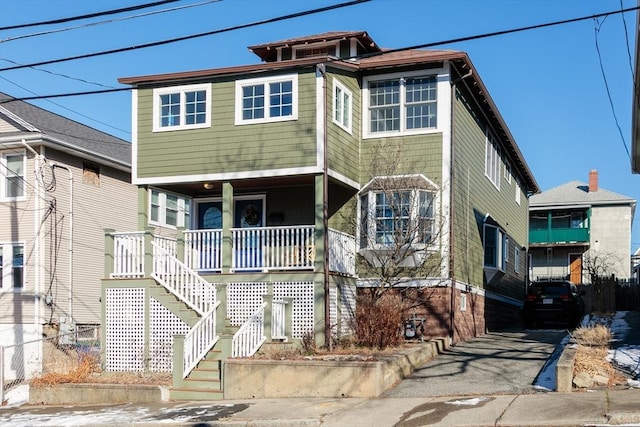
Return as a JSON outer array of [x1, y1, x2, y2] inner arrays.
[[106, 31, 538, 400]]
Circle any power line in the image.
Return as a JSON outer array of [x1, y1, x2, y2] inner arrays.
[[0, 0, 371, 72], [593, 16, 630, 159], [1, 3, 637, 104], [1, 0, 222, 44], [0, 0, 181, 31]]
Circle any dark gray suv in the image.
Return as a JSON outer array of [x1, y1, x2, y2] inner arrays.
[[523, 280, 585, 328]]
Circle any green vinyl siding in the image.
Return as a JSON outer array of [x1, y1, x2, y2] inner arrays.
[[136, 71, 318, 179], [451, 87, 529, 298], [360, 134, 443, 185], [327, 72, 360, 184]]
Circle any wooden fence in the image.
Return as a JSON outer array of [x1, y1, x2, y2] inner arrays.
[[581, 276, 640, 313]]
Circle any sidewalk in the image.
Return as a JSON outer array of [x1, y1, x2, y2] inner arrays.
[[1, 388, 639, 426]]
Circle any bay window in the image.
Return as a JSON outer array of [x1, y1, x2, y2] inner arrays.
[[484, 224, 507, 271]]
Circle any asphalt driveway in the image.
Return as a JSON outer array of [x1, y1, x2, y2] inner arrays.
[[383, 329, 567, 398]]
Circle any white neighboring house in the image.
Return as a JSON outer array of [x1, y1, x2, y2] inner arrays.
[[529, 170, 636, 284], [0, 92, 137, 352]]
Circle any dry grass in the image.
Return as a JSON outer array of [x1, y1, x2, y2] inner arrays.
[[572, 324, 628, 387]]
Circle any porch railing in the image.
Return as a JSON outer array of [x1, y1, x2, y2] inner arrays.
[[328, 228, 356, 276], [112, 232, 145, 278], [232, 302, 267, 358], [151, 240, 217, 316], [231, 225, 315, 271], [182, 302, 220, 378], [184, 229, 223, 272]]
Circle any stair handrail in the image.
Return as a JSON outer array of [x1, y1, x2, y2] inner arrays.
[[150, 240, 216, 316], [232, 302, 267, 358], [183, 301, 221, 378]]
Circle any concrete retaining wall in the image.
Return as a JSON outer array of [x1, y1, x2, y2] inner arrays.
[[224, 339, 449, 399], [29, 383, 170, 405]]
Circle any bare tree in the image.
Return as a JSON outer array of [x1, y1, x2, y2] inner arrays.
[[339, 142, 448, 347]]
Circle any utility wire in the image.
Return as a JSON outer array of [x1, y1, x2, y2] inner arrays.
[[0, 76, 130, 136], [0, 0, 371, 72], [1, 3, 637, 104], [0, 0, 181, 31], [1, 0, 222, 44], [593, 16, 630, 159]]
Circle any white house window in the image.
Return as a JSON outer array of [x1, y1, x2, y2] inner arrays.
[[235, 74, 298, 125], [503, 161, 512, 184], [483, 224, 506, 271], [515, 179, 521, 205], [360, 188, 436, 248], [514, 247, 521, 273], [149, 189, 191, 228], [1, 152, 25, 201], [0, 244, 24, 290], [333, 80, 352, 133], [152, 84, 211, 132], [485, 132, 501, 189], [365, 74, 437, 136], [294, 44, 336, 59]]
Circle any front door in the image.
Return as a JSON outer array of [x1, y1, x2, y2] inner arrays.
[[569, 253, 582, 284]]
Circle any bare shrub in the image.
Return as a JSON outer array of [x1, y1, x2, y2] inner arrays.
[[31, 351, 99, 387], [353, 293, 408, 349], [302, 330, 317, 355], [572, 324, 611, 347]]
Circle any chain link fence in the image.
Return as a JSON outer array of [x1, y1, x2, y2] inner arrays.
[[0, 325, 101, 405]]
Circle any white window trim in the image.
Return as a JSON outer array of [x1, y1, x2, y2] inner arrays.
[[293, 41, 339, 59], [485, 132, 501, 190], [360, 188, 439, 251], [332, 79, 352, 134], [514, 247, 521, 274], [152, 83, 211, 132], [483, 224, 506, 272], [1, 150, 26, 202], [0, 242, 25, 292], [515, 179, 521, 205], [362, 69, 446, 138], [460, 293, 467, 312], [234, 74, 298, 125], [149, 189, 191, 229]]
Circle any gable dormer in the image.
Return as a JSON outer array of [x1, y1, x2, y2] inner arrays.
[[248, 31, 381, 62]]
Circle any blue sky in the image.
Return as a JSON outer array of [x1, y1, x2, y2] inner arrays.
[[2, 0, 639, 253]]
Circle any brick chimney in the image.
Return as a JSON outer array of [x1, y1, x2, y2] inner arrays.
[[589, 169, 599, 192]]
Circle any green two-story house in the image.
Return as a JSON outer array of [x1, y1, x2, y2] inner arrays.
[[104, 31, 538, 399]]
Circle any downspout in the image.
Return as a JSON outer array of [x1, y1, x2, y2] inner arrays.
[[21, 140, 43, 327], [50, 162, 73, 322], [317, 62, 332, 350]]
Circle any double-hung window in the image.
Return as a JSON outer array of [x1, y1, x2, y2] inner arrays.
[[235, 74, 298, 124], [360, 188, 436, 248], [0, 243, 24, 291], [1, 152, 26, 201], [152, 84, 211, 132], [333, 80, 352, 133], [485, 132, 501, 189], [365, 73, 438, 137], [149, 189, 191, 228], [483, 224, 506, 271]]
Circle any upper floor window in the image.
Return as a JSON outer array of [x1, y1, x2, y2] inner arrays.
[[514, 247, 521, 274], [360, 187, 436, 248], [149, 189, 191, 228], [235, 74, 298, 125], [484, 223, 506, 271], [1, 152, 25, 201], [364, 73, 438, 137], [515, 179, 521, 205], [333, 80, 352, 133], [152, 84, 211, 132], [485, 132, 500, 189], [294, 44, 336, 59], [0, 243, 24, 291]]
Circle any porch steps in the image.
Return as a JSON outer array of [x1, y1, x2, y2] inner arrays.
[[149, 285, 201, 326], [170, 351, 224, 401]]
